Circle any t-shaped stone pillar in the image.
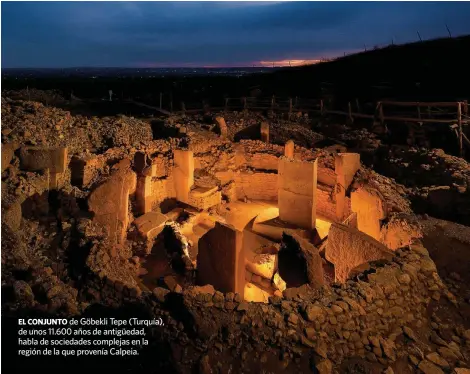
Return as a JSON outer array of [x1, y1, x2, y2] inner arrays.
[[278, 157, 318, 230], [197, 222, 245, 295], [260, 122, 270, 143], [214, 116, 228, 138], [335, 153, 361, 221], [88, 159, 135, 245], [136, 176, 153, 214], [284, 140, 294, 158], [351, 187, 386, 240], [173, 150, 194, 204]]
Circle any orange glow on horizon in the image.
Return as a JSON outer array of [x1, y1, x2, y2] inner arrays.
[[258, 59, 321, 67]]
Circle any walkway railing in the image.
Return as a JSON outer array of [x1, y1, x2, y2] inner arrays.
[[134, 95, 469, 156]]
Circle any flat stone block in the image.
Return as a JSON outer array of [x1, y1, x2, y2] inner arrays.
[[325, 223, 393, 283], [244, 282, 272, 303], [134, 211, 169, 240]]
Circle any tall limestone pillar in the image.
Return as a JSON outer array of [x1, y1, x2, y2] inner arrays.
[[278, 157, 318, 230]]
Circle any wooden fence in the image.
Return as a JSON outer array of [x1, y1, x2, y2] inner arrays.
[[139, 94, 469, 156], [376, 100, 469, 156], [174, 96, 321, 114]]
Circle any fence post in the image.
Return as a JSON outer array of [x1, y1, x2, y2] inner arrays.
[[243, 97, 247, 110], [348, 102, 353, 122], [224, 98, 229, 112], [458, 102, 463, 157], [289, 98, 293, 114], [320, 99, 324, 116], [295, 96, 298, 108], [271, 95, 275, 110], [159, 92, 163, 109], [379, 102, 385, 126], [417, 104, 421, 120], [427, 106, 431, 118], [181, 102, 186, 115], [355, 98, 361, 113]]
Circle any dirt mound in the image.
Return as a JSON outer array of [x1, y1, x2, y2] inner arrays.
[[3, 88, 68, 106], [1, 97, 153, 153], [375, 147, 470, 189]]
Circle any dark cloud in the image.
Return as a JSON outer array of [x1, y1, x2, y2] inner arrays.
[[2, 1, 470, 67]]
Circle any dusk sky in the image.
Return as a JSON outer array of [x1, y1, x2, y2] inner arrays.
[[2, 1, 470, 68]]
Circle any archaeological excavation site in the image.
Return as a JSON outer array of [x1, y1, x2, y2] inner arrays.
[[2, 82, 470, 374]]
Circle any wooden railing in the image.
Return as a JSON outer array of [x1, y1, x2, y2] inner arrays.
[[173, 96, 322, 114], [135, 94, 469, 156], [376, 100, 469, 156]]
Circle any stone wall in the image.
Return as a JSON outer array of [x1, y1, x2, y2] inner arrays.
[[82, 240, 451, 373], [316, 186, 351, 223], [234, 172, 278, 201], [246, 153, 279, 171], [316, 186, 336, 222], [128, 141, 362, 222], [151, 175, 177, 207], [177, 242, 449, 371], [318, 167, 337, 187]]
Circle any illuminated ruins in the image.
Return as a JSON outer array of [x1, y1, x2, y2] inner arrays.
[[2, 94, 470, 373], [3, 115, 420, 301]]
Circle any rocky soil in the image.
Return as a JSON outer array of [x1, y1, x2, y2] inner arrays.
[[372, 147, 470, 226], [1, 97, 154, 154]]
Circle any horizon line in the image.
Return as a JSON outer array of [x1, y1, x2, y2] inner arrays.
[[1, 65, 298, 70]]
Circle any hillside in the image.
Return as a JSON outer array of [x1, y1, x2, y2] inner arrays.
[[250, 35, 470, 103]]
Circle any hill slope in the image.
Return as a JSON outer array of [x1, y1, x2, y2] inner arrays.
[[251, 35, 470, 102]]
